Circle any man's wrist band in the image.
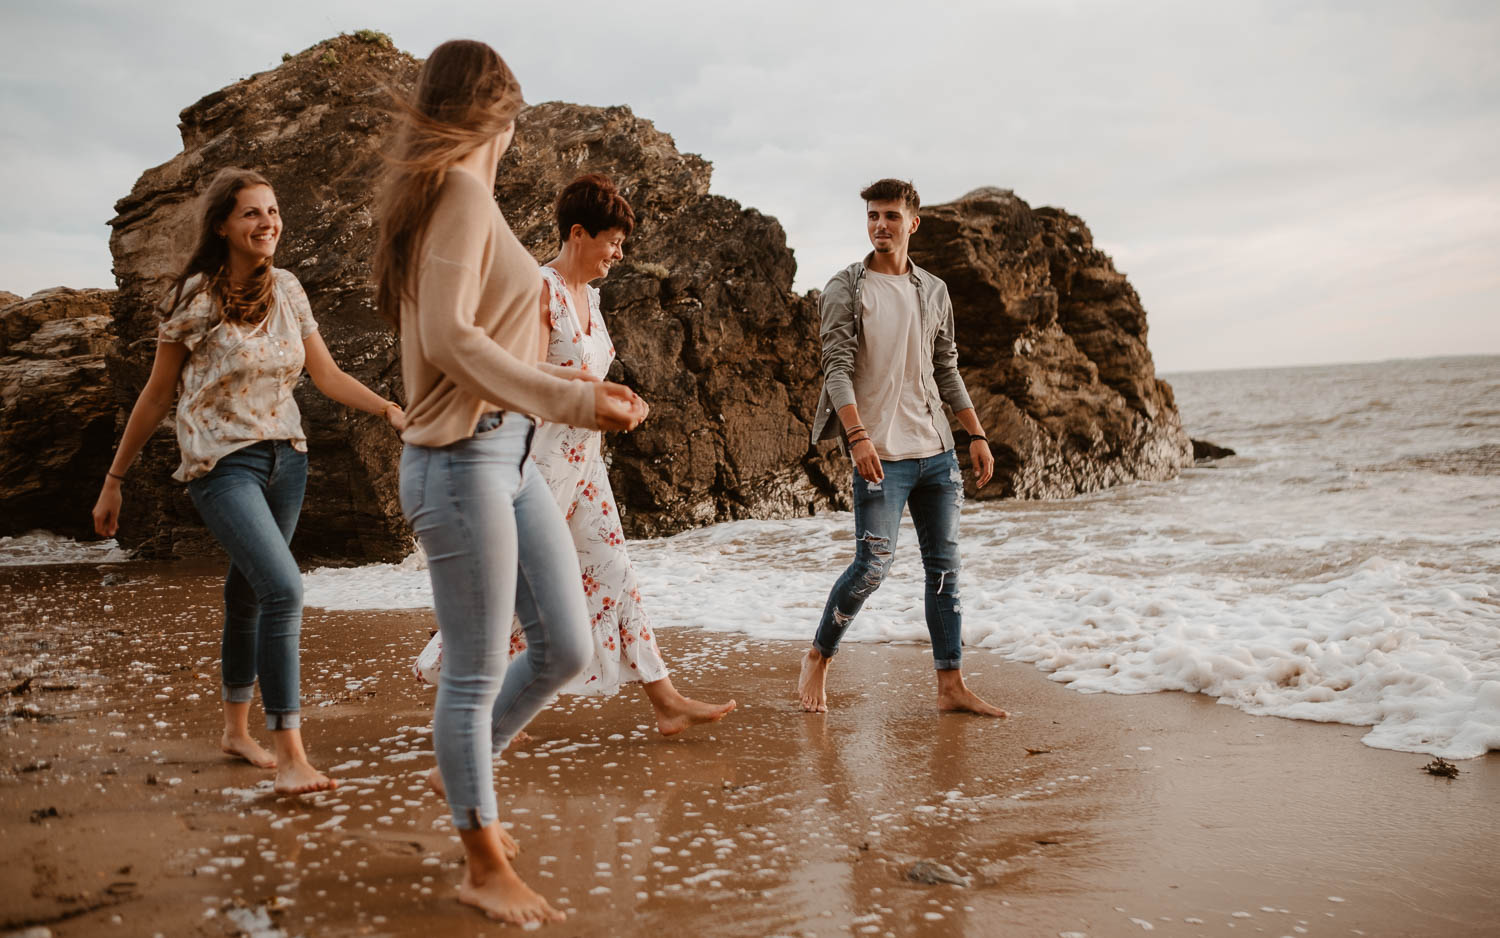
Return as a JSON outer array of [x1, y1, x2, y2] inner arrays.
[[969, 434, 988, 443], [106, 470, 127, 482]]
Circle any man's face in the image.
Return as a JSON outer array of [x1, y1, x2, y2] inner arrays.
[[866, 198, 918, 255]]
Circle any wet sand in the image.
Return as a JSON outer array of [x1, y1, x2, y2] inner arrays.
[[2, 560, 1496, 937]]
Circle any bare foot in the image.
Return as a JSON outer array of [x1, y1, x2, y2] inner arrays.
[[427, 768, 519, 859], [220, 731, 276, 769], [457, 867, 565, 925], [936, 679, 1009, 718], [797, 648, 830, 713], [274, 760, 338, 795], [655, 695, 737, 737]]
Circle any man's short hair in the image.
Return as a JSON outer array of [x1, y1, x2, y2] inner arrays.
[[860, 178, 920, 213]]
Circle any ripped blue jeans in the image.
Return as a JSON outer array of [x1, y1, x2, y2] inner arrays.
[[814, 448, 964, 669]]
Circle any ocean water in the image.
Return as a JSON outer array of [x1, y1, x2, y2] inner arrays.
[[13, 357, 1497, 759], [298, 355, 1500, 759]]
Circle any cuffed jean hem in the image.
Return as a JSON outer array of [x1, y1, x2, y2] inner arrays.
[[450, 805, 495, 832], [222, 683, 256, 704], [933, 657, 962, 671], [265, 710, 301, 731], [811, 640, 840, 659]]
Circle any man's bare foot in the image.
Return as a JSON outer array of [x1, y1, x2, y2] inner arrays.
[[427, 767, 519, 858], [457, 867, 565, 925], [654, 695, 737, 737], [220, 731, 276, 769], [798, 648, 830, 713], [274, 760, 338, 795], [936, 673, 1009, 717]]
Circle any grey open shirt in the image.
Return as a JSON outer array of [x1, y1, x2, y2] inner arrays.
[[810, 254, 975, 449]]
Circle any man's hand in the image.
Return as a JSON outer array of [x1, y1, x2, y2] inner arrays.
[[852, 439, 883, 483], [969, 438, 994, 489]]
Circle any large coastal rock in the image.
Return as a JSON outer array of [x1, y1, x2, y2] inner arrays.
[[108, 32, 417, 562], [106, 33, 843, 560], [0, 288, 117, 538], [910, 188, 1191, 498], [89, 34, 1188, 561], [499, 103, 844, 533]]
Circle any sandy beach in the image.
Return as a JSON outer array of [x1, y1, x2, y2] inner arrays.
[[3, 559, 1496, 938]]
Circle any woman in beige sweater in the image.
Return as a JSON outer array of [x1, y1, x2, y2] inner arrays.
[[373, 40, 645, 927]]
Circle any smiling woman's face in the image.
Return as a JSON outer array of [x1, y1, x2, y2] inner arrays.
[[571, 225, 627, 282], [217, 184, 281, 266]]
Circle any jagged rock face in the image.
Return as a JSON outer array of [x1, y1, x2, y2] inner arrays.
[[0, 289, 117, 538], [910, 187, 1192, 498], [106, 35, 843, 560], [499, 103, 846, 533], [108, 33, 416, 562]]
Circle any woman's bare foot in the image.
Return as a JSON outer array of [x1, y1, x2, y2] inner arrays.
[[274, 760, 338, 795], [455, 822, 558, 924], [935, 670, 1009, 717], [457, 863, 564, 925], [220, 731, 276, 768], [797, 648, 830, 712], [268, 727, 337, 795], [644, 678, 736, 736], [427, 767, 519, 858]]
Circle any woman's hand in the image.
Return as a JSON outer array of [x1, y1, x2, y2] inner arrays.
[[93, 479, 123, 538], [382, 402, 407, 432], [969, 438, 994, 489], [851, 439, 883, 484], [594, 382, 648, 431]]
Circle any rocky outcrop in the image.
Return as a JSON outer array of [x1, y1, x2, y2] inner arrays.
[[86, 35, 1190, 560], [107, 32, 417, 562], [1192, 439, 1236, 462], [499, 103, 845, 533], [910, 187, 1192, 498], [0, 288, 117, 538], [106, 33, 844, 560]]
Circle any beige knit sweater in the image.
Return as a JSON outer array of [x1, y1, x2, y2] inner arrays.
[[399, 166, 596, 446]]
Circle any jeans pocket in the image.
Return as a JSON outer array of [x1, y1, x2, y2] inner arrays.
[[399, 446, 429, 519]]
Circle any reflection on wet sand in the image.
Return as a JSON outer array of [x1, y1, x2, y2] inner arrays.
[[2, 562, 1497, 936]]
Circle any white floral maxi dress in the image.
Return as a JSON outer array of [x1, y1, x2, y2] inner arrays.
[[508, 265, 669, 696]]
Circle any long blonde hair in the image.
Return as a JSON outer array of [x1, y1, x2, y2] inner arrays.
[[169, 167, 277, 324], [373, 39, 526, 328]]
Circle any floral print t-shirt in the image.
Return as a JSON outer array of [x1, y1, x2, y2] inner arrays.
[[158, 268, 318, 481]]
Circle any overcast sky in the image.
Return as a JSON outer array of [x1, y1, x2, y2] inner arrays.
[[2, 0, 1496, 372]]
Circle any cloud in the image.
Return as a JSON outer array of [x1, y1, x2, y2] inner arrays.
[[1, 0, 1496, 369]]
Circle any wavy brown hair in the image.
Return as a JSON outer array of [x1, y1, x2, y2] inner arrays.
[[374, 39, 526, 328], [169, 167, 278, 325]]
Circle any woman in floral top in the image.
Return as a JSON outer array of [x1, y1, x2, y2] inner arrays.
[[520, 174, 736, 734], [92, 167, 405, 795]]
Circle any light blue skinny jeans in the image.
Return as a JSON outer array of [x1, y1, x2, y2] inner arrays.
[[814, 448, 965, 669], [400, 413, 590, 831], [186, 440, 307, 730]]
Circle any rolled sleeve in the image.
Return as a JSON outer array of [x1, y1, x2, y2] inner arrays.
[[931, 282, 974, 414], [818, 272, 859, 413]]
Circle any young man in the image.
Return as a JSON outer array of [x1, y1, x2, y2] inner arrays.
[[799, 178, 1006, 717]]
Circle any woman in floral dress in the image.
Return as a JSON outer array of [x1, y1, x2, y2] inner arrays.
[[521, 174, 735, 735]]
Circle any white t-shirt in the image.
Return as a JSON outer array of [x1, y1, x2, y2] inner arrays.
[[852, 270, 946, 461]]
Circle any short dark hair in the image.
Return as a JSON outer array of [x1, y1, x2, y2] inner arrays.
[[556, 173, 636, 243], [860, 178, 920, 213]]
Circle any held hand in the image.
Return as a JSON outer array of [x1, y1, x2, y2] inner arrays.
[[574, 368, 602, 383], [970, 438, 994, 489], [383, 403, 407, 433], [92, 481, 122, 538], [594, 381, 648, 431], [851, 439, 884, 483]]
